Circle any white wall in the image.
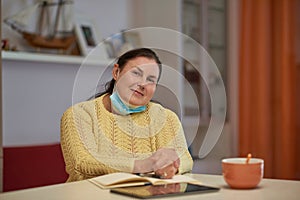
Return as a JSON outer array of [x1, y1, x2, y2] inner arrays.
[[1, 0, 133, 146], [3, 60, 77, 146]]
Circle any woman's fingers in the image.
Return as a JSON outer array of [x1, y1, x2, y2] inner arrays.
[[155, 162, 178, 179]]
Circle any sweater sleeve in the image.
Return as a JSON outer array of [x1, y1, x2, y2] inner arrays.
[[60, 104, 134, 182], [164, 110, 194, 174]]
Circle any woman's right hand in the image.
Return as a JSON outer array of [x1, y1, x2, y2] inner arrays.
[[154, 160, 179, 179], [149, 148, 179, 171], [133, 148, 179, 173]]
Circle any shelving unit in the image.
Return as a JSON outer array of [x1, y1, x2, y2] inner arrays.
[[182, 0, 227, 120], [2, 51, 114, 66]]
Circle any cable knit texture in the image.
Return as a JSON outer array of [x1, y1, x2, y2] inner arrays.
[[61, 94, 193, 182]]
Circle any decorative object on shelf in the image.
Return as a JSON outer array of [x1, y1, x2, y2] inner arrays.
[[105, 32, 125, 58], [123, 31, 142, 48], [3, 0, 76, 53], [105, 30, 142, 58], [2, 39, 17, 51], [74, 15, 108, 59], [104, 40, 115, 59], [118, 30, 142, 55]]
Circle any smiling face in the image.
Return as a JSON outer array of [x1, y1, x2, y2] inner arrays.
[[112, 56, 160, 107]]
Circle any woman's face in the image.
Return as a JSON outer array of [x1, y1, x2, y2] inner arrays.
[[113, 56, 160, 107]]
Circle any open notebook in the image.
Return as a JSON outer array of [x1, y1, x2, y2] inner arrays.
[[89, 172, 202, 189]]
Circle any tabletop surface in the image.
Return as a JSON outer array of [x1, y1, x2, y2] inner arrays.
[[1, 174, 299, 200]]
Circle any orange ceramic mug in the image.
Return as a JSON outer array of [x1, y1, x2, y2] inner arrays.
[[222, 157, 264, 189]]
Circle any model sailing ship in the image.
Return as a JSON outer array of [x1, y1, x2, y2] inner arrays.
[[4, 0, 75, 51]]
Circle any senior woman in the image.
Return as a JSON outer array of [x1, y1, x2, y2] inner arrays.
[[60, 48, 193, 182]]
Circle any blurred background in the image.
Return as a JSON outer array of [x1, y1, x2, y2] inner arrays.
[[1, 0, 299, 192]]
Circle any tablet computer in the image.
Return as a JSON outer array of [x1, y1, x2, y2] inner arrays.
[[110, 183, 220, 199]]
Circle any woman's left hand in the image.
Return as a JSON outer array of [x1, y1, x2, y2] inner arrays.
[[154, 160, 180, 179]]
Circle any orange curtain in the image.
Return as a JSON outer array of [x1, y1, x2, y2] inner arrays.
[[239, 0, 299, 179]]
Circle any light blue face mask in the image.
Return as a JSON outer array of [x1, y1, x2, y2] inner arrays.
[[110, 92, 146, 115]]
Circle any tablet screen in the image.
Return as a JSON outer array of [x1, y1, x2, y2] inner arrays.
[[110, 183, 220, 199]]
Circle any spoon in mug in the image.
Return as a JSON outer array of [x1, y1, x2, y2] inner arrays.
[[246, 153, 252, 164]]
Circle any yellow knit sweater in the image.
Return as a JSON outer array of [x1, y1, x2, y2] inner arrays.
[[60, 94, 193, 182]]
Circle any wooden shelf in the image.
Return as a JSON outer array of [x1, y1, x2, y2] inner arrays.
[[2, 51, 114, 66]]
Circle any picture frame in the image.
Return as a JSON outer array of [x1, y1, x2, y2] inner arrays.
[[74, 16, 108, 59]]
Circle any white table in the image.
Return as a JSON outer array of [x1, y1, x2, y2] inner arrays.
[[1, 174, 299, 200]]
